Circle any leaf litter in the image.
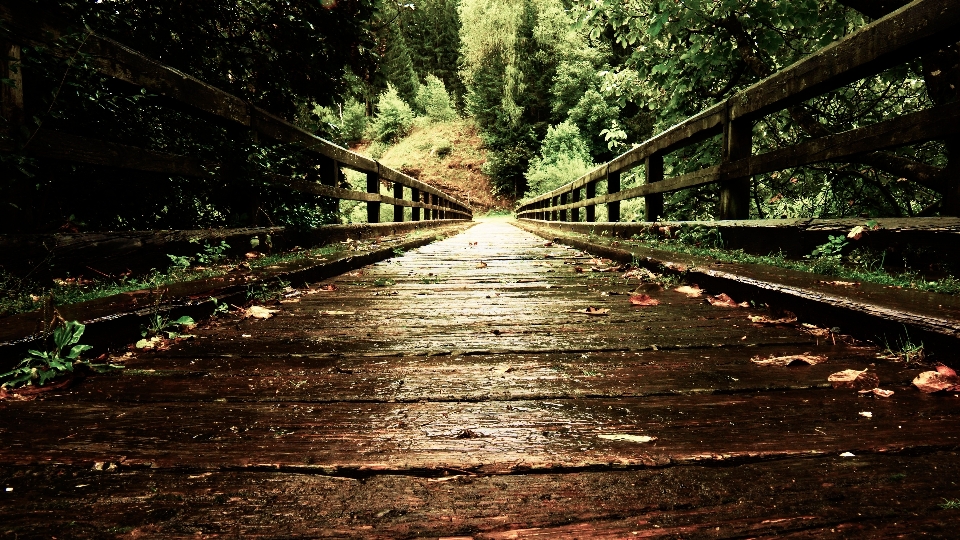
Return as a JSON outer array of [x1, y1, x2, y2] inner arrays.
[[752, 353, 826, 367], [572, 307, 610, 316], [675, 285, 702, 298], [629, 294, 660, 306], [912, 363, 960, 393], [598, 434, 658, 443], [245, 305, 278, 319], [706, 293, 749, 308]]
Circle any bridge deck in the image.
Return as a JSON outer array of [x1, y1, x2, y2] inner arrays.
[[2, 220, 958, 538]]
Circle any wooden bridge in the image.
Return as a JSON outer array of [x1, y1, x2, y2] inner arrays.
[[3, 1, 960, 537]]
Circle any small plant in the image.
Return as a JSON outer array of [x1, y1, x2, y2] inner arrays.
[[940, 499, 960, 510], [807, 235, 848, 260], [247, 278, 291, 302], [195, 239, 230, 265], [393, 247, 405, 256], [1, 320, 95, 388], [373, 278, 396, 287], [210, 297, 231, 317], [879, 330, 925, 365]]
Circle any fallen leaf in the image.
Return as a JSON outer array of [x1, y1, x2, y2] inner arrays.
[[847, 225, 866, 240], [936, 363, 958, 377], [320, 310, 356, 316], [748, 314, 798, 325], [544, 242, 554, 247], [573, 307, 610, 316], [858, 388, 894, 398], [820, 280, 859, 287], [623, 268, 658, 281], [591, 266, 623, 273], [629, 294, 660, 306], [751, 354, 826, 367], [663, 261, 688, 272], [706, 293, 748, 308], [245, 306, 278, 319], [318, 284, 337, 292], [675, 285, 703, 298], [135, 336, 165, 350], [476, 261, 488, 269], [840, 452, 856, 457], [859, 411, 873, 418], [245, 251, 261, 259], [598, 434, 658, 443], [912, 369, 960, 393], [573, 266, 584, 273], [828, 369, 880, 390]]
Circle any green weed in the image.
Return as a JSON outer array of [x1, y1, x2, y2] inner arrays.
[[939, 499, 960, 510], [1, 320, 122, 389], [879, 330, 925, 365]]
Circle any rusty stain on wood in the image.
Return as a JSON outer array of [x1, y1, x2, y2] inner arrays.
[[1, 220, 958, 537]]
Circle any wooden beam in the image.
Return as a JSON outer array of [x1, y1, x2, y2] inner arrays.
[[719, 118, 753, 220], [644, 154, 664, 222], [411, 188, 420, 221], [585, 182, 596, 222], [393, 182, 404, 223], [606, 170, 621, 222], [26, 129, 212, 177], [730, 0, 960, 122], [1, 40, 23, 139]]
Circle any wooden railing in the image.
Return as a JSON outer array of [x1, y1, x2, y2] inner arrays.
[[517, 0, 960, 223], [0, 2, 472, 224]]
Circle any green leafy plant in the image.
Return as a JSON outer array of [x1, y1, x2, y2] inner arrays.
[[808, 235, 849, 260], [1, 320, 95, 388], [247, 278, 292, 302], [195, 240, 231, 265]]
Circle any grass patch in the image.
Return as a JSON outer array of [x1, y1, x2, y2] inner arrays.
[[576, 226, 960, 296], [0, 243, 351, 318]]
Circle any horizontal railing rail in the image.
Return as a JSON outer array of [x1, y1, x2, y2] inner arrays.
[[516, 0, 960, 223], [0, 2, 472, 223]]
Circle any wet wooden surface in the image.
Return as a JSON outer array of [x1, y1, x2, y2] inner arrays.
[[2, 219, 959, 538]]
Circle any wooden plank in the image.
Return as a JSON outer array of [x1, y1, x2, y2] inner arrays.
[[1, 453, 957, 538], [730, 0, 960, 121], [529, 100, 960, 213], [25, 129, 213, 177]]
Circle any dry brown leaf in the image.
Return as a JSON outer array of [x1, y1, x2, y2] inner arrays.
[[629, 294, 660, 306], [245, 251, 262, 259], [623, 268, 657, 281], [828, 369, 880, 390], [598, 434, 658, 443], [706, 293, 748, 308], [591, 266, 623, 273], [663, 261, 688, 272], [675, 285, 702, 298], [748, 314, 798, 325], [573, 266, 584, 273], [476, 261, 488, 269], [573, 307, 610, 316], [912, 365, 960, 393], [847, 225, 866, 240], [752, 354, 826, 367], [858, 388, 895, 398], [820, 280, 860, 287], [245, 305, 278, 319], [318, 284, 337, 292], [320, 310, 356, 316], [544, 241, 554, 247]]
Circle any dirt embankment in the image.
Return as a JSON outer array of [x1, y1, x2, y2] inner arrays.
[[353, 119, 512, 214]]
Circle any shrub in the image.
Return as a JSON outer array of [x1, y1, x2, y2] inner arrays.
[[415, 75, 457, 122], [524, 121, 595, 196], [369, 85, 414, 143], [340, 99, 368, 144]]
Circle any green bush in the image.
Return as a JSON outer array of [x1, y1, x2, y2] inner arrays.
[[524, 121, 595, 196], [369, 85, 415, 143], [415, 75, 458, 122], [341, 99, 368, 144]]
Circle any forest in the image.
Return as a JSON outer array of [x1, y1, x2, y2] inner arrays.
[[1, 0, 957, 233]]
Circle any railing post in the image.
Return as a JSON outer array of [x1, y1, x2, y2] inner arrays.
[[644, 153, 664, 222], [720, 114, 752, 220], [431, 194, 439, 220], [551, 196, 559, 221], [1, 41, 24, 147], [393, 182, 404, 222], [586, 182, 596, 222], [606, 170, 620, 222], [439, 198, 446, 220], [570, 188, 580, 222], [366, 167, 380, 223], [411, 188, 421, 221], [559, 192, 568, 222]]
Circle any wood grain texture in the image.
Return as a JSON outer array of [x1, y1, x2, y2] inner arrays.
[[1, 220, 957, 537]]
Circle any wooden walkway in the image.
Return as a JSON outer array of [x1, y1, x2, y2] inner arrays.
[[2, 220, 959, 538]]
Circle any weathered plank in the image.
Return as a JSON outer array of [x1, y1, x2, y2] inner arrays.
[[1, 220, 957, 538]]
